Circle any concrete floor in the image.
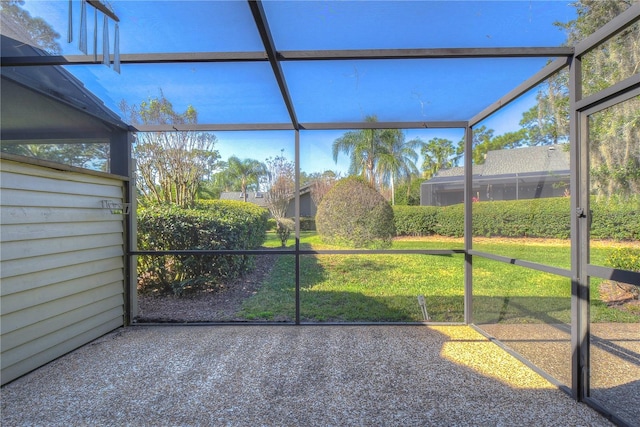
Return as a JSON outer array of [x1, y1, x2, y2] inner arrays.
[[1, 325, 613, 427]]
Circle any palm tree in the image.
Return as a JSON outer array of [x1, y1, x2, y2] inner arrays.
[[377, 130, 422, 205], [421, 137, 457, 179], [219, 156, 267, 202], [332, 115, 386, 187]]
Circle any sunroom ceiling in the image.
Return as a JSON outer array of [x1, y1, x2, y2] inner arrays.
[[4, 0, 580, 130]]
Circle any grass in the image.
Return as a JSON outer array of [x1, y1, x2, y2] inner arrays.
[[238, 232, 639, 324]]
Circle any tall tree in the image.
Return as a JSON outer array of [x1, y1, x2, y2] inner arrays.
[[332, 115, 387, 187], [216, 156, 268, 202], [377, 129, 421, 205], [519, 70, 570, 146], [0, 0, 61, 54], [264, 152, 295, 220], [469, 126, 495, 165], [421, 137, 456, 179], [557, 0, 635, 45], [393, 178, 423, 206], [121, 93, 219, 207], [557, 0, 640, 197], [1, 142, 110, 170]]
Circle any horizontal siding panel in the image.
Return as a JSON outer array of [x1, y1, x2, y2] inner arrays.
[[0, 159, 127, 386], [1, 318, 123, 385], [0, 206, 122, 225], [1, 246, 123, 280], [2, 309, 123, 369], [0, 165, 122, 192], [1, 269, 123, 314], [1, 221, 123, 243], [1, 281, 124, 336], [1, 299, 123, 353], [1, 258, 123, 296], [1, 188, 122, 209], [2, 233, 124, 261]]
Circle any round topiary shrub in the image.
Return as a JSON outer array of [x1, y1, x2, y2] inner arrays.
[[315, 176, 395, 248]]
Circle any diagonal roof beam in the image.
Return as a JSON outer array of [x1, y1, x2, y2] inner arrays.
[[469, 56, 571, 127], [248, 0, 299, 130], [574, 1, 640, 57]]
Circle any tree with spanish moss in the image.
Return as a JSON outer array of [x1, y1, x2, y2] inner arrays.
[[557, 0, 640, 198]]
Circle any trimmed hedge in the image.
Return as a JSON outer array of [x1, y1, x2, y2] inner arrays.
[[394, 197, 639, 240], [473, 198, 571, 239], [393, 205, 441, 236], [137, 200, 269, 295], [590, 199, 640, 241]]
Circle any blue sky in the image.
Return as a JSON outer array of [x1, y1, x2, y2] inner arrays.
[[21, 0, 576, 175]]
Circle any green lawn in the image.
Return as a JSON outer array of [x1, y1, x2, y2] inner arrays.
[[239, 232, 639, 323]]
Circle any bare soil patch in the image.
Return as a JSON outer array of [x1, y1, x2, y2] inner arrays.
[[598, 280, 640, 315], [135, 253, 278, 323]]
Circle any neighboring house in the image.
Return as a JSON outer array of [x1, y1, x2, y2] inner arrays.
[[285, 184, 316, 218], [221, 184, 317, 218], [220, 191, 269, 208], [421, 144, 570, 206]]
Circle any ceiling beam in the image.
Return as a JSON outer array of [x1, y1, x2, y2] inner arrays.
[[0, 52, 268, 67], [280, 47, 574, 61], [133, 123, 295, 132], [1, 47, 574, 67], [247, 0, 299, 130], [300, 121, 468, 130], [130, 121, 469, 132]]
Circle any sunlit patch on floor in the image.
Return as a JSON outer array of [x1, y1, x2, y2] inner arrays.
[[430, 325, 554, 389]]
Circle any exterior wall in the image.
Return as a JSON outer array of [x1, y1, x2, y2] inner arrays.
[[285, 192, 316, 218], [0, 158, 126, 385]]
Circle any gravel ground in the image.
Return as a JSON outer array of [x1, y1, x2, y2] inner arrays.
[[479, 322, 640, 426], [1, 325, 613, 427]]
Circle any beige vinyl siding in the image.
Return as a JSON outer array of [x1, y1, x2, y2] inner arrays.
[[1, 158, 126, 385]]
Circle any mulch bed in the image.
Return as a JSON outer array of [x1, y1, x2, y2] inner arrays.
[[135, 253, 278, 323]]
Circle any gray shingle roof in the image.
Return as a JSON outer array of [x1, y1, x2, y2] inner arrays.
[[432, 165, 484, 178], [481, 144, 569, 176], [429, 144, 569, 181]]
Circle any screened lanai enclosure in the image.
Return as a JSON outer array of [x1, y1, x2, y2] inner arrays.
[[1, 1, 639, 425]]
